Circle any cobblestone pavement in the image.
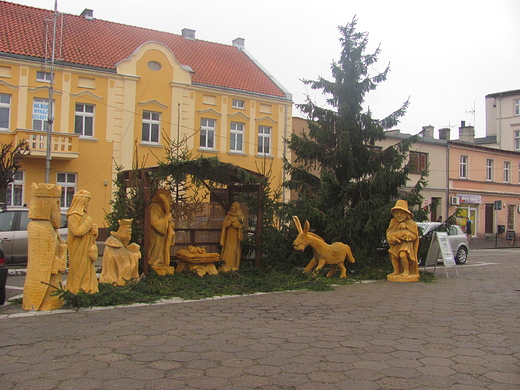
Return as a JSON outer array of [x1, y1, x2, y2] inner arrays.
[[1, 249, 519, 390]]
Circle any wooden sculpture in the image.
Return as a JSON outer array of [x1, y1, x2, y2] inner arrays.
[[219, 202, 245, 272], [148, 189, 175, 275], [66, 190, 99, 294], [23, 183, 67, 311], [386, 199, 420, 282], [175, 245, 220, 277], [292, 216, 356, 278], [100, 219, 141, 285]]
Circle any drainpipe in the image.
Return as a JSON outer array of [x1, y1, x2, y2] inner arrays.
[[282, 103, 288, 203], [498, 93, 503, 149], [446, 142, 450, 220]]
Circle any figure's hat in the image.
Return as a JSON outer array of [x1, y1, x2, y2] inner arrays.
[[391, 200, 413, 217], [73, 189, 91, 199], [119, 219, 133, 226], [31, 182, 61, 198]]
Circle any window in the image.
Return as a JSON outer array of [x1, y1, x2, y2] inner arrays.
[[367, 146, 382, 154], [0, 93, 11, 130], [74, 103, 94, 136], [409, 151, 428, 174], [486, 159, 494, 181], [258, 125, 271, 155], [57, 172, 77, 208], [32, 98, 51, 131], [459, 155, 468, 179], [142, 111, 160, 143], [230, 122, 244, 152], [200, 118, 215, 149], [504, 161, 511, 183], [508, 204, 515, 230], [6, 170, 24, 207], [515, 99, 520, 116], [515, 131, 520, 150], [232, 99, 245, 109], [36, 71, 52, 82]]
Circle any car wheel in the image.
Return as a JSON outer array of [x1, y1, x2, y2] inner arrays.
[[455, 247, 468, 265], [0, 286, 5, 305]]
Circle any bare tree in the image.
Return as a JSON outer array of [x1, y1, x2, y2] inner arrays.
[[0, 140, 30, 208]]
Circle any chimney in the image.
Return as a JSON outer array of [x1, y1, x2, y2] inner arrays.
[[80, 9, 93, 20], [459, 120, 475, 143], [421, 125, 434, 138], [438, 128, 451, 141], [182, 28, 196, 40], [232, 38, 245, 50]]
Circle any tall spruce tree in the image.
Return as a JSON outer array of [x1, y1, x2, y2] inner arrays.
[[285, 18, 422, 264]]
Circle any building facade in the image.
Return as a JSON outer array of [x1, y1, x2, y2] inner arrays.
[[0, 2, 292, 227], [448, 140, 520, 238], [381, 126, 449, 223], [484, 89, 520, 151]]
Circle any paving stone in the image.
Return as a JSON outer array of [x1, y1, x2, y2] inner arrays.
[[1, 249, 520, 389]]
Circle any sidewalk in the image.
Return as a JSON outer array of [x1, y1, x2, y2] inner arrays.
[[469, 236, 519, 250], [1, 248, 520, 389]]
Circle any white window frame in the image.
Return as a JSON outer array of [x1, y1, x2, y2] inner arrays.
[[232, 99, 245, 109], [6, 170, 24, 207], [459, 155, 468, 179], [74, 103, 95, 137], [258, 125, 271, 155], [503, 161, 511, 183], [36, 71, 52, 82], [515, 99, 520, 116], [230, 122, 244, 152], [200, 118, 216, 149], [0, 93, 11, 130], [515, 131, 520, 150], [57, 172, 77, 209], [32, 98, 52, 131], [486, 159, 494, 181], [142, 111, 160, 143]]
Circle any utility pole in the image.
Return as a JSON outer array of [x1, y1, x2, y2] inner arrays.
[[45, 0, 58, 183]]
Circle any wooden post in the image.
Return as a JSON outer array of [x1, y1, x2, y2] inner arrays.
[[255, 184, 264, 268], [142, 170, 151, 274]]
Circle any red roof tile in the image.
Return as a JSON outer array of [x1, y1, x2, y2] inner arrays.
[[0, 1, 288, 98]]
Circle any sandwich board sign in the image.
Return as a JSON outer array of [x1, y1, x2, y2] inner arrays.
[[423, 232, 458, 278]]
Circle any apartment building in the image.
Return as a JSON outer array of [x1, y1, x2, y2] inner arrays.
[[483, 89, 520, 151], [0, 2, 292, 226]]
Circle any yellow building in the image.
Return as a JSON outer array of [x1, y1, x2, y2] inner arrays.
[[0, 2, 292, 228]]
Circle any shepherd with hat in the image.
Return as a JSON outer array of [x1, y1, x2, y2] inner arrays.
[[386, 199, 420, 282]]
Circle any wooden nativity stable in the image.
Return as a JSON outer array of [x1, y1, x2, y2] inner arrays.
[[119, 158, 268, 273]]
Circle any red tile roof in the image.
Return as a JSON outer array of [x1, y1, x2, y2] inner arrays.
[[0, 1, 288, 99]]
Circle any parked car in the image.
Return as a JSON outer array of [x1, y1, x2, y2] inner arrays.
[[417, 222, 469, 265], [0, 241, 7, 304], [0, 208, 68, 265]]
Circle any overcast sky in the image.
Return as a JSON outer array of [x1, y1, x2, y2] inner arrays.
[[13, 0, 520, 137]]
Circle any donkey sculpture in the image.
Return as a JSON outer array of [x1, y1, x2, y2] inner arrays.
[[292, 216, 356, 278]]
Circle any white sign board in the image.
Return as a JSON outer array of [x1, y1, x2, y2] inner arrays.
[[424, 232, 458, 277], [32, 101, 49, 121]]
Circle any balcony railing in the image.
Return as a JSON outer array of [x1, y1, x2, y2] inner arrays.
[[13, 129, 79, 160]]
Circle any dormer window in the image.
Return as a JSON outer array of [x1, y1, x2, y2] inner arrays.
[[232, 99, 245, 109], [36, 71, 52, 82]]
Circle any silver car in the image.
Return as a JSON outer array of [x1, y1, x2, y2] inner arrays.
[[417, 222, 469, 265], [0, 208, 68, 265]]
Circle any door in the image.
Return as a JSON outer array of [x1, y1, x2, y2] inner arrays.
[[485, 203, 494, 234]]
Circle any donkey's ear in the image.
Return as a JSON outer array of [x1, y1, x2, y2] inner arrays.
[[303, 220, 310, 233], [292, 216, 302, 233]]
